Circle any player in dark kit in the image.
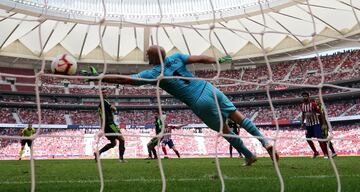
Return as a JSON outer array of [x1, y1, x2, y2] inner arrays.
[[300, 92, 328, 158], [315, 98, 337, 157], [94, 89, 126, 163], [228, 119, 243, 158], [146, 114, 163, 159], [19, 123, 35, 160]]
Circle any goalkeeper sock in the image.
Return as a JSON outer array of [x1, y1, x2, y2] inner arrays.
[[119, 140, 125, 160], [19, 149, 24, 159], [241, 118, 268, 147], [223, 131, 253, 158]]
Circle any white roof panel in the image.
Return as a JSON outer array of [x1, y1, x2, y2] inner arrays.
[[0, 0, 358, 63]]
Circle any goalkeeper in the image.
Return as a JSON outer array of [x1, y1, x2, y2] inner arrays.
[[94, 45, 279, 166], [19, 123, 35, 160]]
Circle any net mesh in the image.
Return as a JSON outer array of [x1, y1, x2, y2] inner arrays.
[[0, 0, 359, 192]]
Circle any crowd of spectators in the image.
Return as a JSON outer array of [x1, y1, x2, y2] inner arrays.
[[1, 98, 359, 125], [1, 50, 359, 96], [0, 123, 359, 159], [16, 109, 67, 124], [0, 108, 16, 123]]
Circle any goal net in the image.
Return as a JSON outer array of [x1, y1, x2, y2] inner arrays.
[[0, 0, 359, 192]]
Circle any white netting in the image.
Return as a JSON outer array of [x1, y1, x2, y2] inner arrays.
[[0, 0, 360, 192]]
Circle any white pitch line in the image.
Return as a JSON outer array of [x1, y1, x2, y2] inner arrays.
[[0, 175, 359, 185]]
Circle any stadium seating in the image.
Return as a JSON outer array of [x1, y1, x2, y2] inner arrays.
[[0, 50, 359, 159], [1, 50, 358, 95], [0, 97, 359, 125], [0, 124, 359, 159]]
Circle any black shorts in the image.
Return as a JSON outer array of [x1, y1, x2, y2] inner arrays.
[[21, 139, 32, 147], [105, 123, 121, 140], [147, 137, 159, 148]]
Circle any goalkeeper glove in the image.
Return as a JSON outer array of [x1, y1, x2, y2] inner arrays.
[[218, 55, 232, 63], [85, 66, 99, 82], [89, 66, 98, 76]]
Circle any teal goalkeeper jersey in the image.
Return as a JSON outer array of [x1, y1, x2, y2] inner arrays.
[[131, 53, 207, 107]]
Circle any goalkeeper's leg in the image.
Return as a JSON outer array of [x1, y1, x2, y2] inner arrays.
[[222, 124, 253, 158], [230, 110, 279, 161], [222, 123, 257, 166]]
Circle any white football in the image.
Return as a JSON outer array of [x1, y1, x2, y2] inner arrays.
[[51, 54, 77, 75]]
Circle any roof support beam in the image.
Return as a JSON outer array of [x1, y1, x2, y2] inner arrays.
[[237, 20, 262, 48], [295, 5, 344, 35], [39, 22, 59, 56], [213, 29, 228, 55], [101, 26, 107, 38], [18, 19, 47, 40], [273, 11, 311, 23], [179, 28, 191, 55], [143, 27, 150, 62], [79, 25, 90, 60], [217, 22, 247, 41], [0, 13, 16, 22], [0, 17, 23, 49], [116, 26, 121, 61], [245, 17, 277, 31], [162, 27, 175, 46], [191, 25, 210, 43], [134, 27, 138, 48], [338, 0, 360, 11], [59, 23, 77, 44], [267, 13, 304, 46]]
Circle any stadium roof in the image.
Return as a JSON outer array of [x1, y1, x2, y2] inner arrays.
[[0, 0, 359, 67]]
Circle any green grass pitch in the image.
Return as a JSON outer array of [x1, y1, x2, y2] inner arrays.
[[0, 156, 359, 192]]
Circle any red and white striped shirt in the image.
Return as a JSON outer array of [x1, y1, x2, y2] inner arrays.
[[300, 101, 320, 126], [162, 125, 173, 141]]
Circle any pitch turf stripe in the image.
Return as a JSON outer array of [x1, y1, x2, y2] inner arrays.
[[1, 175, 359, 185]]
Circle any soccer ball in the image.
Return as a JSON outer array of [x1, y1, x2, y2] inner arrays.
[[51, 54, 77, 75]]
